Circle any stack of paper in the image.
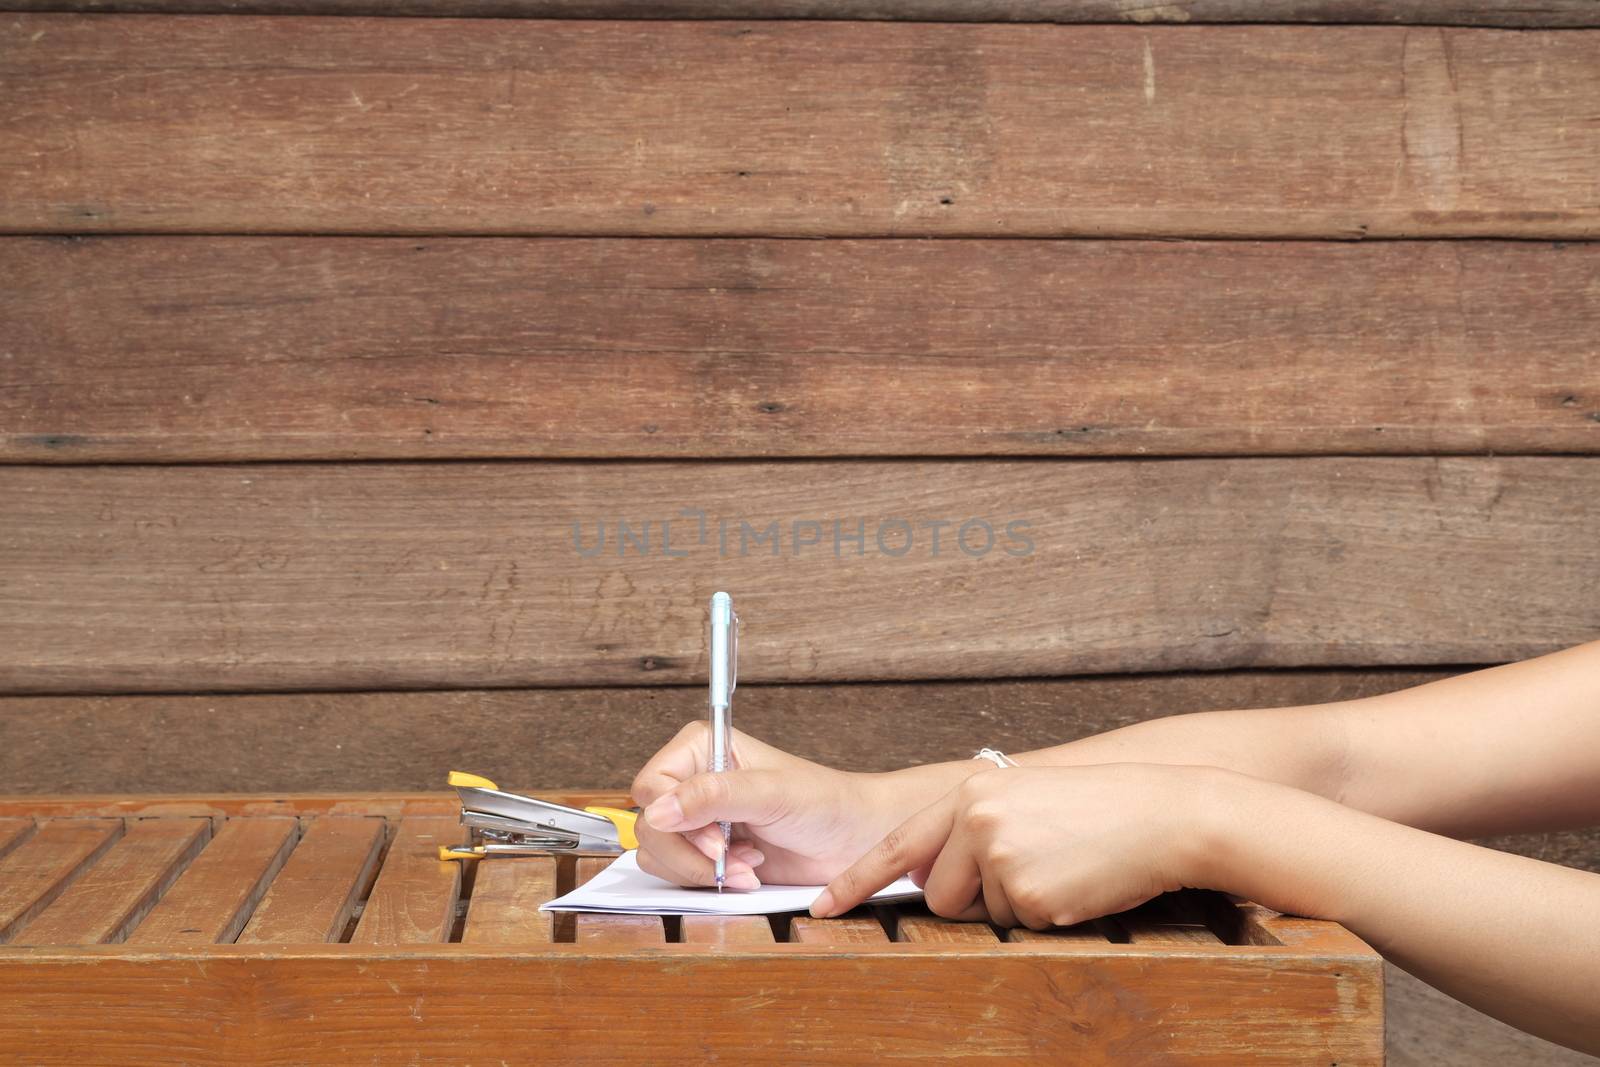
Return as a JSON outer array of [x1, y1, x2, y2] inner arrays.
[[540, 851, 922, 917]]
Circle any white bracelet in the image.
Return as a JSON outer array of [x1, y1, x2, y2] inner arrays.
[[973, 747, 1020, 769]]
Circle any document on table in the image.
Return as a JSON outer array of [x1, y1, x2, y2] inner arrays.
[[539, 850, 922, 916]]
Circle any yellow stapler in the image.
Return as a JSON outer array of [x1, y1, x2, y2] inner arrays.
[[439, 770, 638, 861]]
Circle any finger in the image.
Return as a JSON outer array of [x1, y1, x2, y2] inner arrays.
[[730, 842, 766, 869], [629, 721, 711, 807], [921, 832, 981, 919], [634, 819, 755, 888], [814, 795, 956, 918], [979, 868, 1018, 929], [641, 769, 791, 834], [685, 823, 730, 863], [634, 819, 716, 886]]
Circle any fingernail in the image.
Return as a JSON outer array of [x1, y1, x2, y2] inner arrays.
[[810, 889, 834, 918], [725, 871, 760, 892], [642, 794, 682, 830]]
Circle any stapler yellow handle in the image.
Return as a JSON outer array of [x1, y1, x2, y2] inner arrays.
[[584, 805, 638, 850], [448, 770, 501, 790]]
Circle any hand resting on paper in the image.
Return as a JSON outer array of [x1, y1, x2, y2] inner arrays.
[[811, 763, 1217, 928]]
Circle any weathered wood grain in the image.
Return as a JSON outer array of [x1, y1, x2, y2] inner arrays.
[[13, 818, 210, 945], [1007, 924, 1111, 944], [572, 855, 665, 945], [4, 1, 1597, 25], [2, 458, 1597, 692], [1119, 919, 1225, 945], [0, 820, 123, 942], [6, 237, 1597, 462], [348, 816, 461, 944], [680, 914, 777, 945], [893, 909, 1000, 943], [0, 946, 1386, 1065], [3, 18, 1596, 238], [237, 816, 384, 943], [128, 817, 298, 945], [461, 855, 556, 944], [0, 820, 32, 863], [789, 912, 890, 944], [0, 672, 1454, 790]]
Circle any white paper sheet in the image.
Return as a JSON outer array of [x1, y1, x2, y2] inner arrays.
[[539, 850, 922, 916]]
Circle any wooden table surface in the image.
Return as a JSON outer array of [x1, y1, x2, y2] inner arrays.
[[0, 795, 1384, 1065]]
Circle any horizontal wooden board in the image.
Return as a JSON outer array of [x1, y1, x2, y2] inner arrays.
[[6, 237, 1597, 462], [0, 671, 1451, 792], [3, 18, 1597, 238], [4, 2, 1596, 26], [2, 458, 1597, 692], [0, 947, 1384, 1065]]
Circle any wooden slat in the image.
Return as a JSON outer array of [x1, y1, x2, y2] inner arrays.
[[680, 914, 777, 945], [893, 908, 1000, 943], [572, 856, 665, 946], [1114, 894, 1226, 945], [3, 18, 1596, 238], [0, 949, 1385, 1064], [0, 819, 122, 942], [2, 458, 1597, 693], [1232, 901, 1378, 957], [238, 816, 384, 943], [1118, 919, 1225, 945], [789, 911, 889, 944], [0, 671, 1452, 792], [350, 816, 461, 944], [0, 819, 33, 862], [461, 856, 556, 944], [6, 237, 1597, 463], [1008, 924, 1111, 944], [127, 817, 298, 945], [4, 1, 1597, 26], [14, 818, 210, 945]]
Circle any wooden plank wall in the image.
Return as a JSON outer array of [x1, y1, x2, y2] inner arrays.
[[0, 3, 1596, 1063]]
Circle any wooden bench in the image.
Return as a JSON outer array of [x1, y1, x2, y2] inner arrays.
[[2, 2, 1598, 1063], [0, 795, 1382, 1064]]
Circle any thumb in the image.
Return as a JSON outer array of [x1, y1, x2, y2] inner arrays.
[[640, 769, 790, 833]]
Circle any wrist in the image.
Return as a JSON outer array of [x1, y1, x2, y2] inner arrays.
[[863, 760, 988, 825], [1182, 766, 1276, 893], [1183, 767, 1370, 927]]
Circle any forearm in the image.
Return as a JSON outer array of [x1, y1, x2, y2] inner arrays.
[[1197, 771, 1600, 1055], [1014, 640, 1600, 837], [1016, 702, 1350, 801], [1331, 642, 1600, 836]]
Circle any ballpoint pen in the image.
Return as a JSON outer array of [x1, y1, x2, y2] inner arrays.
[[708, 591, 737, 892]]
